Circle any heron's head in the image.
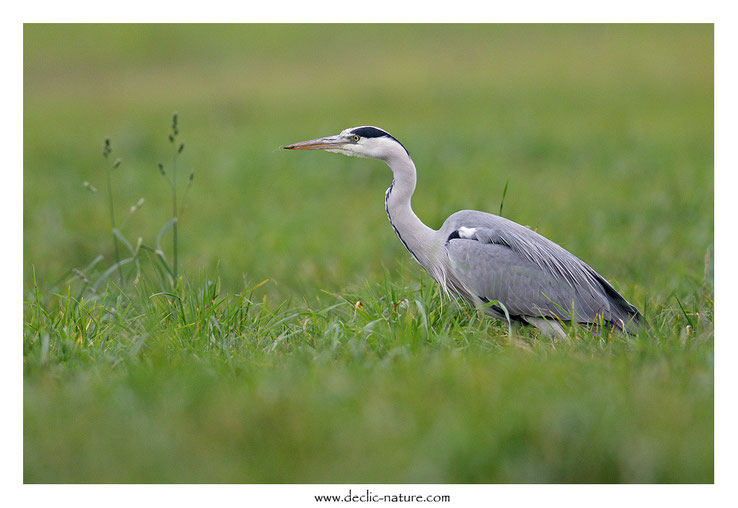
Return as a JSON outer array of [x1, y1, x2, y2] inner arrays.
[[283, 126, 409, 161]]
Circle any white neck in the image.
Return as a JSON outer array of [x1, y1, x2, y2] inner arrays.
[[382, 148, 437, 274]]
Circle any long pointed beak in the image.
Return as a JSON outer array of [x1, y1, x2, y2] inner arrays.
[[283, 135, 347, 150]]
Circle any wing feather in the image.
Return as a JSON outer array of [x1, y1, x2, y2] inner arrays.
[[441, 210, 641, 327]]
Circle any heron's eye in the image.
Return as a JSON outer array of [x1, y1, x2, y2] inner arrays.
[[352, 135, 360, 142]]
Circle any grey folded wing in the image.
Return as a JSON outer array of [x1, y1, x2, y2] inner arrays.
[[442, 213, 642, 327]]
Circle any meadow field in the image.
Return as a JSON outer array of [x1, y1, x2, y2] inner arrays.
[[23, 24, 713, 483]]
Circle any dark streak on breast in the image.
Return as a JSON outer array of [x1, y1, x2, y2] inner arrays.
[[385, 180, 420, 263]]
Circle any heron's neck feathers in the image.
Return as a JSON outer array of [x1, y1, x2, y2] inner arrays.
[[383, 150, 436, 271]]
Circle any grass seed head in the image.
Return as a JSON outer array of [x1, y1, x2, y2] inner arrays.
[[72, 268, 89, 284], [170, 112, 179, 141]]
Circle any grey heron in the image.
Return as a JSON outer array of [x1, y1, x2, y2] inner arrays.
[[284, 126, 643, 337]]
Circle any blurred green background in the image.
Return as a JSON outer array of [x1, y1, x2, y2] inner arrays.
[[23, 24, 713, 483], [24, 24, 713, 298]]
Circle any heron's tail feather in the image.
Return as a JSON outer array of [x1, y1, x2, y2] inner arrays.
[[587, 269, 647, 332]]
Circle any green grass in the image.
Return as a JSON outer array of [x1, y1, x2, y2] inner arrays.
[[23, 24, 713, 483]]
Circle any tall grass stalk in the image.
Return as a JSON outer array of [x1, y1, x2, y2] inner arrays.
[[171, 113, 182, 282], [102, 138, 124, 284], [157, 112, 189, 285], [498, 178, 510, 217]]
